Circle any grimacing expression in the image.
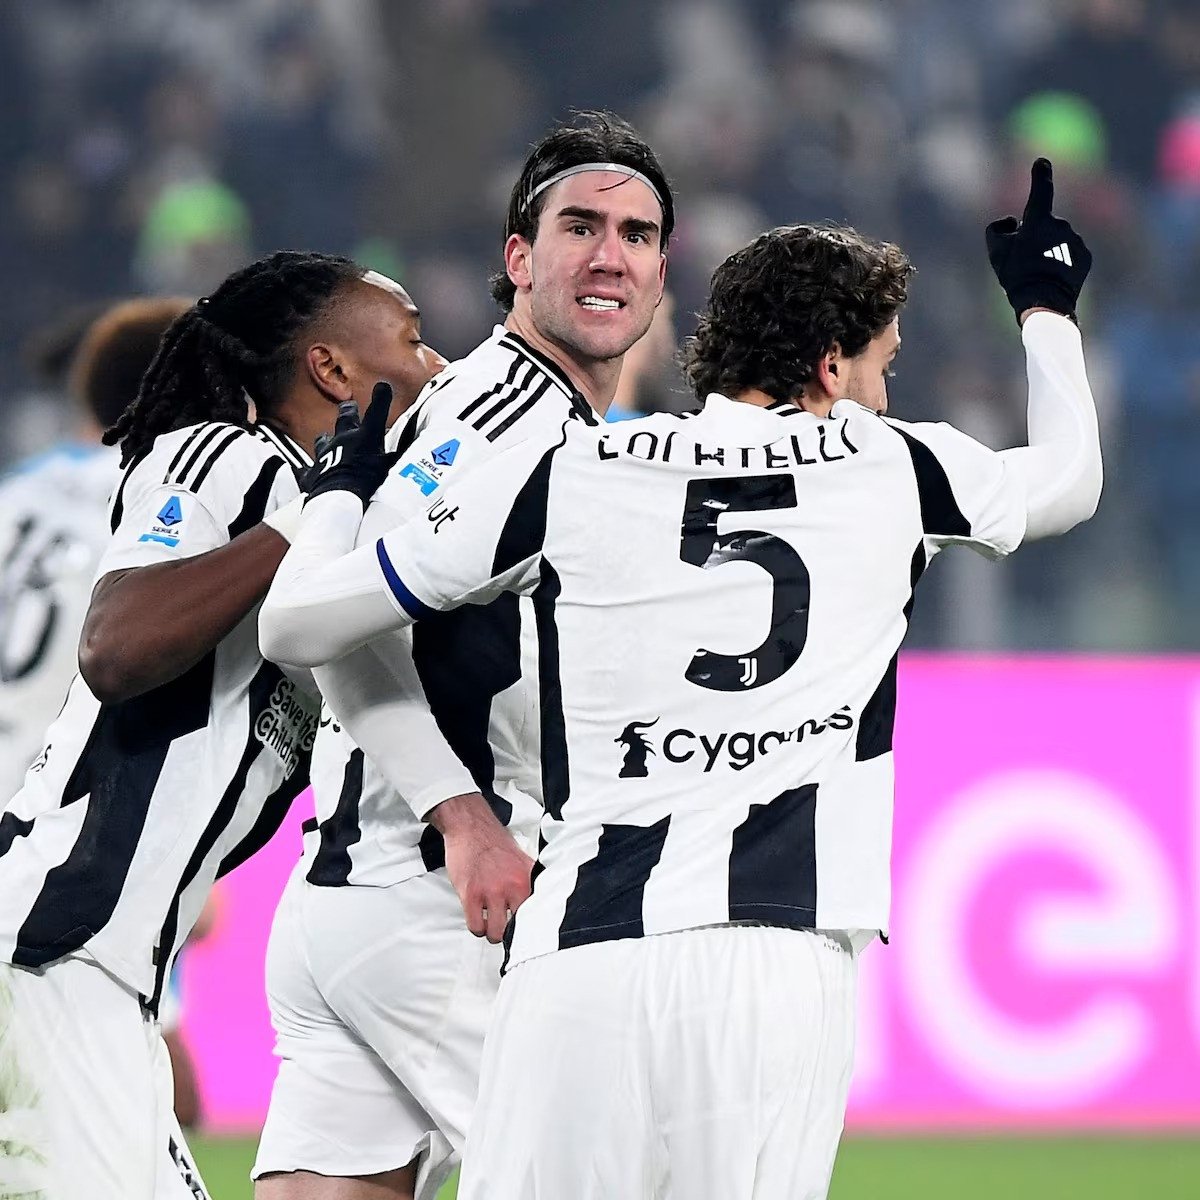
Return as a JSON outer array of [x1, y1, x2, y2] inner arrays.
[[836, 317, 900, 415], [520, 170, 667, 364], [337, 275, 446, 421]]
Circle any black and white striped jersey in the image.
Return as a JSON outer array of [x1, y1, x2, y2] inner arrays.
[[0, 420, 317, 1006], [304, 326, 595, 887], [347, 394, 1027, 968], [0, 444, 121, 801]]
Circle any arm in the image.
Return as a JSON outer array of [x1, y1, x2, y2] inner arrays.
[[80, 524, 288, 703], [986, 159, 1101, 540], [260, 428, 549, 667], [78, 431, 303, 704], [258, 491, 403, 666], [260, 382, 455, 666], [312, 632, 479, 820], [315, 638, 532, 943], [260, 425, 555, 940], [999, 309, 1102, 540]]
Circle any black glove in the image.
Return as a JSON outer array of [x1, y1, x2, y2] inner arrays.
[[985, 158, 1092, 326], [304, 381, 398, 507]]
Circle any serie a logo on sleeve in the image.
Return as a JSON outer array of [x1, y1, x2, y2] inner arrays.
[[397, 438, 462, 497], [138, 495, 187, 547]]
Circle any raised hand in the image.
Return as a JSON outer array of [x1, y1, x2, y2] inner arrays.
[[985, 158, 1093, 325], [304, 381, 399, 507]]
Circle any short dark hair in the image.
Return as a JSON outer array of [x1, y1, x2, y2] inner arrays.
[[489, 110, 675, 312], [70, 297, 192, 430], [104, 250, 363, 465], [684, 224, 913, 403]]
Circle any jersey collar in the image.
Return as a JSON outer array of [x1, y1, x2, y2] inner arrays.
[[494, 327, 575, 396], [494, 326, 602, 424], [254, 421, 313, 473], [701, 392, 810, 427]]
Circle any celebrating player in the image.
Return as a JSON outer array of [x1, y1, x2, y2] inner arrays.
[[252, 111, 673, 1200], [260, 160, 1101, 1199], [0, 251, 440, 1200]]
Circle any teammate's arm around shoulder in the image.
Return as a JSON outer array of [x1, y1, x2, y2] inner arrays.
[[79, 428, 301, 704], [261, 419, 552, 667]]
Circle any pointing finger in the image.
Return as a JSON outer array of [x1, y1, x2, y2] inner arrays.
[[361, 381, 394, 444], [1022, 157, 1054, 224]]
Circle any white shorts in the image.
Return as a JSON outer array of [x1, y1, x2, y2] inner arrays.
[[253, 862, 502, 1197], [0, 956, 208, 1200], [459, 925, 858, 1200]]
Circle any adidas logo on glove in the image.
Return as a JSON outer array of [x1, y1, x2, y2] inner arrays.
[[1043, 243, 1073, 266]]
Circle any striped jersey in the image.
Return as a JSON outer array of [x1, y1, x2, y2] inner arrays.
[[0, 444, 120, 802], [305, 326, 596, 887], [362, 394, 1027, 969], [0, 420, 317, 1005]]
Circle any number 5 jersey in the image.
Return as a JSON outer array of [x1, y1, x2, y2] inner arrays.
[[263, 313, 1098, 968]]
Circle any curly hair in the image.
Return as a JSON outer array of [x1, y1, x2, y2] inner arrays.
[[103, 250, 363, 465], [683, 224, 913, 404], [489, 109, 675, 312]]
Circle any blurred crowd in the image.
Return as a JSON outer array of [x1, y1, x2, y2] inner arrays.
[[3, 0, 1198, 649]]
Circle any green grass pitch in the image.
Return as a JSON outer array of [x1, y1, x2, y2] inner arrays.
[[192, 1134, 1200, 1198]]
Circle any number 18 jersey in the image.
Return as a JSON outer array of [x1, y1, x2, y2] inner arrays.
[[370, 393, 1027, 969]]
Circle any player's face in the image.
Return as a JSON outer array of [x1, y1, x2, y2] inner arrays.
[[340, 275, 446, 422], [520, 171, 667, 364], [837, 318, 900, 415]]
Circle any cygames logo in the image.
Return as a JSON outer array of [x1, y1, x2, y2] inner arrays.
[[616, 706, 853, 776]]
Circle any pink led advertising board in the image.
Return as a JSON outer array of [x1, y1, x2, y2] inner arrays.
[[184, 656, 1200, 1131]]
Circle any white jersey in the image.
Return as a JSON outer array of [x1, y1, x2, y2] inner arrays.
[[0, 444, 120, 802], [261, 313, 1099, 971], [304, 326, 596, 888], [342, 394, 1027, 969], [0, 419, 318, 1005]]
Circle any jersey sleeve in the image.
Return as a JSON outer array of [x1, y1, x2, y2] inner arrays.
[[374, 433, 554, 621], [98, 427, 297, 576], [259, 433, 557, 668], [886, 311, 1101, 558], [368, 393, 500, 534], [312, 633, 479, 821], [998, 312, 1102, 541], [885, 418, 1027, 560]]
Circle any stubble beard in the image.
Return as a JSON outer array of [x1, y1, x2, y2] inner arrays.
[[532, 288, 654, 367]]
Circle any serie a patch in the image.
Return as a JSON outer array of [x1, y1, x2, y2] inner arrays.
[[138, 494, 188, 547], [397, 438, 462, 497]]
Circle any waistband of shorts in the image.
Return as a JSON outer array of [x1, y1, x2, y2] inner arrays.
[[721, 921, 854, 953]]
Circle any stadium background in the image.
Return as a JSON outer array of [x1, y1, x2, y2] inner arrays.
[[4, 0, 1199, 1195]]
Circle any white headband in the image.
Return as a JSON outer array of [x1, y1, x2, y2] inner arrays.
[[528, 162, 665, 212], [360, 268, 405, 293]]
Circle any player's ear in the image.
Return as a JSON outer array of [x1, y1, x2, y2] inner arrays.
[[813, 344, 841, 399], [504, 233, 534, 293], [304, 342, 354, 403]]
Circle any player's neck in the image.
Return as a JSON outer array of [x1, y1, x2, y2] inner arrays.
[[266, 394, 331, 458], [504, 312, 619, 418]]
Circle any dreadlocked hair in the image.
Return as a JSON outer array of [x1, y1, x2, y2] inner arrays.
[[104, 250, 363, 465]]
